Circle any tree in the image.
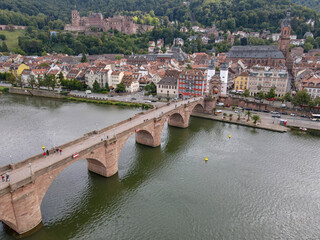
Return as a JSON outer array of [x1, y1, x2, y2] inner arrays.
[[105, 82, 110, 92], [92, 80, 101, 92], [16, 75, 23, 88], [43, 74, 56, 90], [145, 82, 156, 94], [58, 72, 64, 82], [292, 90, 311, 106], [282, 92, 292, 102], [186, 64, 193, 69], [6, 74, 16, 86], [243, 89, 250, 97], [257, 90, 265, 99], [36, 75, 44, 89], [1, 42, 8, 52], [116, 83, 125, 93], [81, 51, 88, 63], [240, 37, 248, 46], [245, 110, 252, 121], [27, 75, 36, 89], [266, 88, 276, 99], [303, 42, 313, 52], [252, 115, 260, 124]]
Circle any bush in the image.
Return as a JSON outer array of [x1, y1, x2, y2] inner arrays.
[[60, 91, 69, 96], [0, 87, 9, 93]]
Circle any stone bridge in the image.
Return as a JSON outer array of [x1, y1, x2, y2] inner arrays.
[[0, 97, 216, 236]]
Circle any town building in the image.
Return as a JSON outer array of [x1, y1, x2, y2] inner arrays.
[[234, 72, 249, 91], [110, 70, 124, 88], [157, 76, 178, 98], [121, 75, 139, 93], [300, 73, 320, 98], [227, 45, 286, 67], [247, 66, 289, 97], [178, 69, 207, 97]]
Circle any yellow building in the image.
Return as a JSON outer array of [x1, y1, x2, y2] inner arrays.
[[234, 72, 248, 91], [17, 64, 30, 76]]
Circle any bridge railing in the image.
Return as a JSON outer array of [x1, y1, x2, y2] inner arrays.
[[7, 98, 202, 171]]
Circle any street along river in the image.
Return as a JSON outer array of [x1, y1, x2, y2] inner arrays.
[[0, 94, 320, 239]]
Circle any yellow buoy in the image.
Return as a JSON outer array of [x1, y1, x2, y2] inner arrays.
[[205, 157, 208, 161], [228, 134, 231, 139]]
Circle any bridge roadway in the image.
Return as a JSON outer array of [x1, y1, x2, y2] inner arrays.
[[0, 97, 203, 192]]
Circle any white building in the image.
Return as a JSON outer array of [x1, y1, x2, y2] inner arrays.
[[157, 76, 178, 98]]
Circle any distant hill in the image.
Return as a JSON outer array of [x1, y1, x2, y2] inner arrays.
[[291, 0, 320, 12], [0, 0, 319, 35]]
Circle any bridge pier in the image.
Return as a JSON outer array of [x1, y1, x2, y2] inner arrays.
[[0, 183, 42, 236], [135, 117, 166, 147]]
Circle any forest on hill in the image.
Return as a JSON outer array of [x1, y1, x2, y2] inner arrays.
[[0, 0, 319, 32], [292, 0, 320, 11], [1, 0, 320, 56]]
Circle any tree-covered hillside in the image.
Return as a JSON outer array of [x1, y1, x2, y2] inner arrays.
[[291, 0, 320, 12]]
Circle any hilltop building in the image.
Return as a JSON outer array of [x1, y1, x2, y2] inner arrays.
[[64, 10, 153, 34]]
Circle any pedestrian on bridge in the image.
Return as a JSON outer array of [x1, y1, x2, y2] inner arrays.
[[6, 172, 9, 182], [1, 175, 4, 182], [46, 150, 49, 156], [43, 152, 46, 158], [59, 149, 62, 155]]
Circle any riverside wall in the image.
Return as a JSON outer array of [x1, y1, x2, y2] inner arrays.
[[9, 88, 63, 98]]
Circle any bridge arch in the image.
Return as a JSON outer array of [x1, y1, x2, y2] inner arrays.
[[168, 112, 187, 128], [135, 129, 155, 146], [191, 103, 205, 114]]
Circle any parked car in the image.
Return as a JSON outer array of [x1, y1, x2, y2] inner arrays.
[[290, 113, 296, 117], [263, 110, 270, 113], [131, 97, 137, 100], [272, 114, 281, 118], [216, 102, 225, 107], [245, 107, 253, 111], [281, 112, 287, 115], [215, 110, 222, 114], [151, 100, 157, 102], [234, 110, 239, 113], [253, 109, 261, 112], [85, 90, 92, 94], [145, 100, 151, 103], [301, 114, 307, 118], [225, 104, 230, 107]]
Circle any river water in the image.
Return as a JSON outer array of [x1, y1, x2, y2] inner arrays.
[[0, 94, 320, 240]]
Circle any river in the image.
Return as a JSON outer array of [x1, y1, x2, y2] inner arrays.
[[0, 94, 320, 240]]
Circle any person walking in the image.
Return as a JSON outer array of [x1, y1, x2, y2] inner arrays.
[[1, 175, 4, 182], [43, 152, 46, 158], [46, 150, 49, 156], [6, 172, 9, 182], [59, 149, 62, 155]]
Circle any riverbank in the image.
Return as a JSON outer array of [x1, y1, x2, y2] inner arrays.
[[191, 112, 288, 133], [8, 87, 153, 109], [66, 96, 153, 109]]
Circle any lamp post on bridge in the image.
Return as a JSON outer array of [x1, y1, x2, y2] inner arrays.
[[28, 163, 33, 176]]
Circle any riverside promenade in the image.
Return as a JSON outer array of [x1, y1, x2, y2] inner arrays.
[[191, 112, 288, 133]]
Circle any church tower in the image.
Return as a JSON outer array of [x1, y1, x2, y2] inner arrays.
[[278, 9, 291, 58]]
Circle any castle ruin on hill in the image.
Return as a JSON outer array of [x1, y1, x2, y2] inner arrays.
[[64, 10, 154, 34]]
